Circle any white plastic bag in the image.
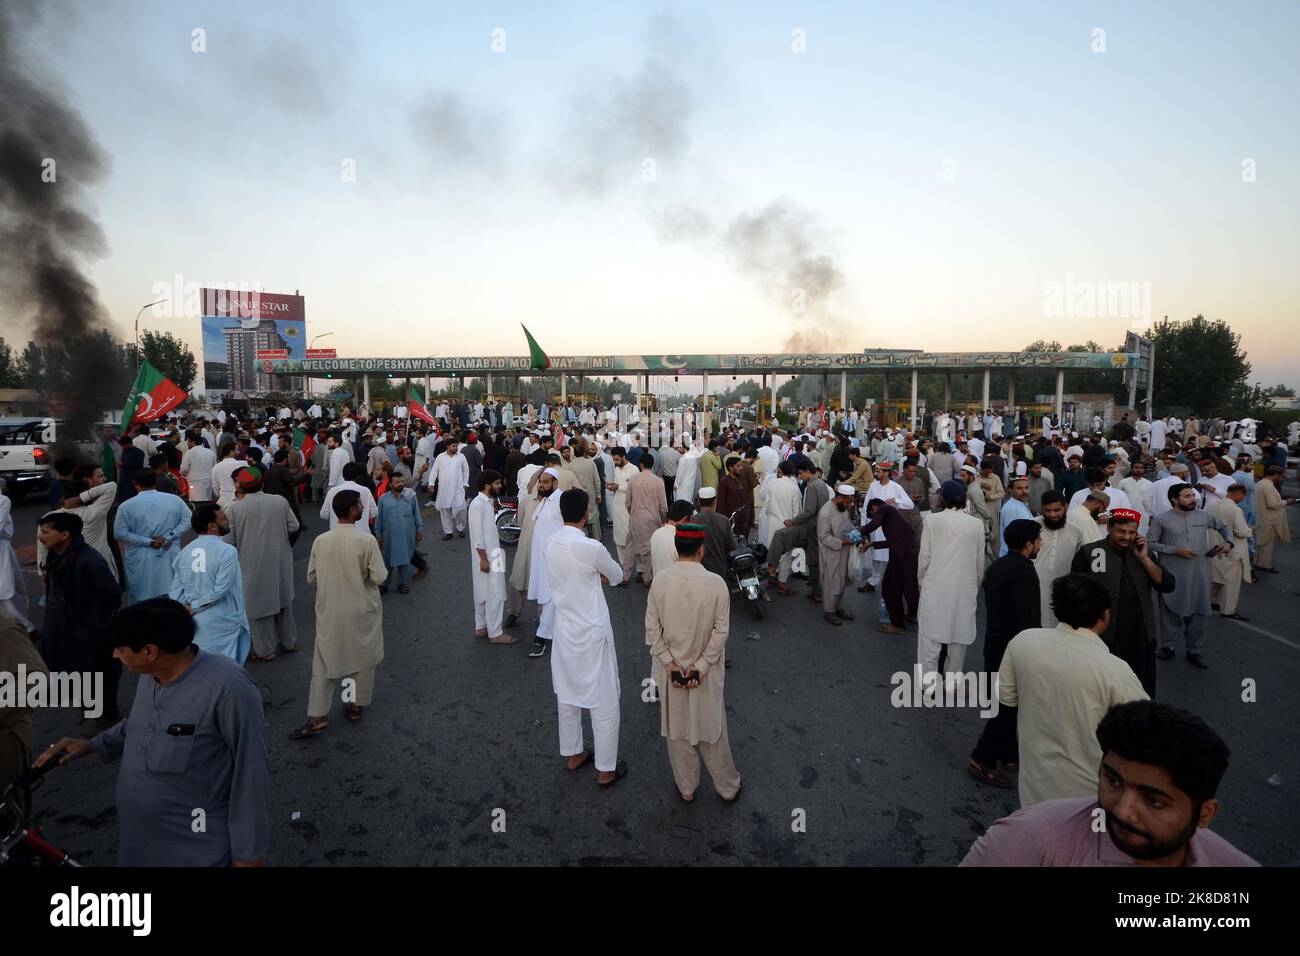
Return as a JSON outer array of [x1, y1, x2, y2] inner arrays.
[[848, 547, 870, 585]]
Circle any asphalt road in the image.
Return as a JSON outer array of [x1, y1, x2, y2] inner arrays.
[[11, 484, 1300, 866]]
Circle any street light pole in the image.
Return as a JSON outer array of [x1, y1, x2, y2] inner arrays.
[[307, 333, 334, 399], [133, 298, 168, 371]]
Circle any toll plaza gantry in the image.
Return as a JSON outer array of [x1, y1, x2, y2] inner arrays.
[[271, 349, 1151, 431]]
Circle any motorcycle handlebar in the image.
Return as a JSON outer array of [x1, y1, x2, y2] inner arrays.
[[12, 756, 64, 791]]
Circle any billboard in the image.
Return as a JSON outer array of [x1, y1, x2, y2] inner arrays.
[[200, 289, 305, 396]]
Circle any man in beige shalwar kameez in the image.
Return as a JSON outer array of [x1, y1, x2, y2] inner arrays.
[[291, 490, 387, 738], [563, 437, 603, 539], [1209, 484, 1253, 620], [646, 524, 741, 802], [817, 484, 857, 626], [622, 452, 668, 585], [505, 476, 546, 627]]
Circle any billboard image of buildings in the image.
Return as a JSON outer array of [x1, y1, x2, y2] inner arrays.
[[200, 289, 306, 398]]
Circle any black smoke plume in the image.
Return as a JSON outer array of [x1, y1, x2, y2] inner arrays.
[[0, 2, 126, 455]]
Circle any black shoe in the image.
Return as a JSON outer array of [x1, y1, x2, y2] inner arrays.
[[442, 533, 453, 540], [823, 613, 841, 626], [1221, 612, 1250, 622], [504, 613, 518, 628], [457, 531, 466, 538], [1186, 653, 1209, 669], [1210, 603, 1220, 612], [528, 640, 550, 658], [1156, 647, 1175, 660], [835, 608, 855, 620]]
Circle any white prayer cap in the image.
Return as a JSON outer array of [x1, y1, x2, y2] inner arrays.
[[698, 486, 717, 500], [961, 465, 978, 476], [836, 483, 857, 496], [544, 467, 562, 480]]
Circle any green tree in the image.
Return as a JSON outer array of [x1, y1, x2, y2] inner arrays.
[[124, 331, 198, 392], [0, 338, 16, 387], [1148, 314, 1254, 416], [16, 341, 45, 389]]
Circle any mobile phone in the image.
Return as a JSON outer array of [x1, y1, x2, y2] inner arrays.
[[1204, 546, 1221, 557]]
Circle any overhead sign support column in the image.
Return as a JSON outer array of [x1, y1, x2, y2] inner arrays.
[[910, 370, 919, 432]]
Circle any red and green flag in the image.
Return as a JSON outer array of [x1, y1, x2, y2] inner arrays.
[[292, 427, 316, 462], [522, 324, 550, 370], [120, 361, 187, 430], [407, 386, 438, 427]]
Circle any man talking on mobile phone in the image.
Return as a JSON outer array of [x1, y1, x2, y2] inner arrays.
[[1070, 508, 1175, 697]]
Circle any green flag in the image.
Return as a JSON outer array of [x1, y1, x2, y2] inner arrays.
[[120, 361, 188, 430], [521, 324, 550, 371]]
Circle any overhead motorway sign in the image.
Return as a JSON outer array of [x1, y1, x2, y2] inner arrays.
[[270, 351, 1146, 376]]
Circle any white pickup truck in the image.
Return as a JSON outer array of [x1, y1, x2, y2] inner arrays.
[[0, 417, 56, 500], [0, 417, 108, 501]]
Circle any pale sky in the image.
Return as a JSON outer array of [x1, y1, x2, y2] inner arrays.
[[16, 0, 1300, 386]]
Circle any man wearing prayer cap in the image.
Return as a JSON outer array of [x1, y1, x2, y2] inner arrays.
[[817, 484, 859, 626], [693, 485, 734, 582]]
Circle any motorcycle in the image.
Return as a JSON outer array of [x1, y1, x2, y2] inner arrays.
[[727, 503, 769, 619], [495, 496, 521, 545], [2, 760, 79, 867]]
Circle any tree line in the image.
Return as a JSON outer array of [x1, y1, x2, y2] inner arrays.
[[0, 331, 198, 394]]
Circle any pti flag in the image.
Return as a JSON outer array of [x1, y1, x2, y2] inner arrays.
[[522, 324, 550, 370], [121, 361, 187, 429], [407, 387, 438, 427], [292, 427, 316, 463]]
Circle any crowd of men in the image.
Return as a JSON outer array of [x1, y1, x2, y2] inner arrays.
[[3, 391, 1293, 868]]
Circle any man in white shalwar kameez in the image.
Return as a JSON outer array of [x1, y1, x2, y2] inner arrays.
[[761, 460, 802, 549], [526, 469, 564, 658], [545, 489, 627, 785], [431, 438, 470, 538], [0, 494, 32, 632], [673, 443, 702, 505], [916, 481, 987, 678], [607, 449, 637, 565], [414, 429, 437, 491], [468, 470, 515, 644], [1033, 492, 1083, 626]]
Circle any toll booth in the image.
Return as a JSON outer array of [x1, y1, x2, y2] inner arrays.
[[873, 400, 914, 428]]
